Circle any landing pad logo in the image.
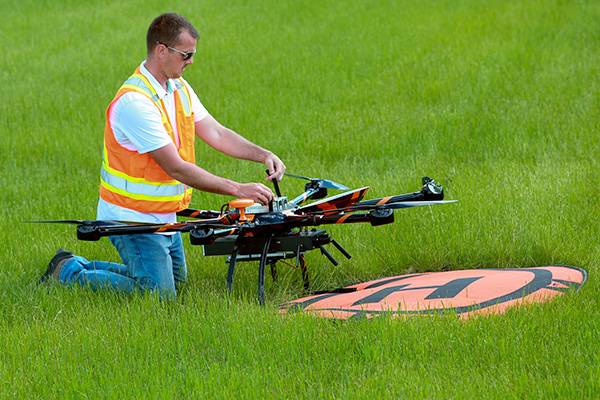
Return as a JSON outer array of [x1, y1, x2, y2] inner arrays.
[[281, 266, 587, 320]]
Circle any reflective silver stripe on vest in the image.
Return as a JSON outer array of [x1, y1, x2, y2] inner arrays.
[[174, 80, 192, 114], [101, 167, 186, 198], [124, 76, 159, 101]]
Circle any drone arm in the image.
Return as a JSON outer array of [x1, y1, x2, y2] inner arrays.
[[176, 208, 222, 219], [289, 187, 322, 206], [359, 178, 444, 206], [317, 213, 387, 226], [77, 218, 229, 241], [286, 210, 394, 228], [358, 191, 420, 206], [358, 189, 444, 207], [77, 223, 188, 241]]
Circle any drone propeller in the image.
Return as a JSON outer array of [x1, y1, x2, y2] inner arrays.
[[302, 200, 458, 215], [28, 217, 237, 242], [379, 200, 458, 209], [74, 219, 237, 241], [285, 173, 349, 190], [27, 219, 138, 226]]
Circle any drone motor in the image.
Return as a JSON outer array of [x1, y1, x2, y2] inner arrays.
[[369, 208, 395, 226], [305, 181, 328, 200]]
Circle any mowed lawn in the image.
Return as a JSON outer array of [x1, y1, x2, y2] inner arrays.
[[1, 0, 599, 398]]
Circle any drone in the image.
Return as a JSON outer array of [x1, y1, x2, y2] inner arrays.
[[39, 173, 456, 304]]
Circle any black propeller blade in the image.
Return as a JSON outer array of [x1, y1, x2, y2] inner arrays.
[[302, 200, 458, 215], [379, 200, 458, 209], [27, 219, 133, 226]]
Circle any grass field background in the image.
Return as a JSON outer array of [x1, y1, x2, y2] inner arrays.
[[1, 0, 599, 397]]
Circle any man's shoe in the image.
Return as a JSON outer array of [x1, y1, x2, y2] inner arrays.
[[39, 249, 74, 283]]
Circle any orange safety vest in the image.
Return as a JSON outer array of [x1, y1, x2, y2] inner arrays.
[[99, 67, 195, 213]]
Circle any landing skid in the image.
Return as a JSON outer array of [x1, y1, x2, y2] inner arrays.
[[198, 229, 351, 304]]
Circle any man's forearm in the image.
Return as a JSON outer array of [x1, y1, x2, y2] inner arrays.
[[194, 116, 286, 180], [169, 161, 240, 196], [209, 126, 272, 163], [150, 137, 276, 204]]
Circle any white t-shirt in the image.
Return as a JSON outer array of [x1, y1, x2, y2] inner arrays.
[[97, 61, 209, 224]]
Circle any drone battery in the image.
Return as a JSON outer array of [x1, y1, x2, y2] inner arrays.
[[201, 230, 331, 259]]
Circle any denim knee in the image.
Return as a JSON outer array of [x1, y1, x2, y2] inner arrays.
[[138, 276, 177, 299]]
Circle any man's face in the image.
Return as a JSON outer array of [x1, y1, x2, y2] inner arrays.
[[160, 30, 197, 79]]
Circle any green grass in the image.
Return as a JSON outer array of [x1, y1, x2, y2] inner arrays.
[[1, 0, 599, 397]]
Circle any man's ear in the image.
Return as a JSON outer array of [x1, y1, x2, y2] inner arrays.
[[152, 43, 165, 60]]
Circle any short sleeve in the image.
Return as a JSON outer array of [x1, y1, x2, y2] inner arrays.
[[110, 92, 173, 154]]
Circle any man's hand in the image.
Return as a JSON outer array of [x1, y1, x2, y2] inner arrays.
[[236, 183, 274, 205], [264, 152, 286, 181]]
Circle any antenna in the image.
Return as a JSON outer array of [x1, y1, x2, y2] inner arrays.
[[266, 169, 282, 197]]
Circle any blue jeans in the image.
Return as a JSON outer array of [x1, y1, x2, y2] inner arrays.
[[58, 233, 187, 299]]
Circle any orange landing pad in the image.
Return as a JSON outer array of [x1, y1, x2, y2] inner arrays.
[[280, 266, 587, 320]]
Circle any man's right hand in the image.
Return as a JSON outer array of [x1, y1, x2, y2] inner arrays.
[[236, 183, 274, 205]]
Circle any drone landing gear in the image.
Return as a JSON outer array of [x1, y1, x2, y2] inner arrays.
[[268, 253, 308, 290], [299, 255, 309, 291], [226, 243, 239, 293], [227, 234, 306, 305], [270, 261, 278, 282], [203, 230, 351, 305], [257, 235, 273, 305]]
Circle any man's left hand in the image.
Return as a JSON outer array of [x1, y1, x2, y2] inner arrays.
[[264, 153, 286, 181]]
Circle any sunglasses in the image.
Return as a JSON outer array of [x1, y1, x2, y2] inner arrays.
[[157, 41, 196, 61]]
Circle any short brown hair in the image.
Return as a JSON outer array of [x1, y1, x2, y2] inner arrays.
[[146, 13, 199, 53]]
